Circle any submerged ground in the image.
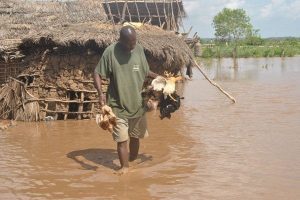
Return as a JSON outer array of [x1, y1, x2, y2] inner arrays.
[[1, 57, 300, 199]]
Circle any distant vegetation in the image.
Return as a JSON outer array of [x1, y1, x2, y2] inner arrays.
[[200, 8, 300, 58], [200, 37, 300, 58]]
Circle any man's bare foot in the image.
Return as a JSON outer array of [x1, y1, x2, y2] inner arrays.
[[114, 167, 129, 176], [129, 158, 144, 167], [129, 156, 137, 162]]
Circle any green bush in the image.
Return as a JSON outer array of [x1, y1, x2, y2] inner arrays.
[[244, 36, 264, 46], [199, 40, 300, 58], [201, 47, 214, 58]]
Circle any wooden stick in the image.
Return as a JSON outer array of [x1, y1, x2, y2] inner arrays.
[[122, 0, 132, 22], [114, 0, 121, 21], [170, 0, 176, 30], [39, 49, 50, 71], [194, 60, 236, 103], [41, 109, 93, 114], [163, 0, 168, 29], [134, 0, 141, 22], [27, 98, 99, 103], [144, 0, 151, 23], [9, 77, 38, 100], [154, 0, 162, 27], [176, 0, 185, 32], [90, 103, 95, 119], [121, 1, 127, 22], [78, 92, 84, 120], [105, 0, 116, 30]]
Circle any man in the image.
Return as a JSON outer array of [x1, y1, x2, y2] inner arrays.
[[94, 26, 158, 175]]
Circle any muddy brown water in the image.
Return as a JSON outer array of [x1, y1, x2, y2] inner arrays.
[[1, 57, 300, 200]]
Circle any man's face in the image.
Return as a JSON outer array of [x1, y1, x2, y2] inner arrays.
[[120, 34, 136, 52]]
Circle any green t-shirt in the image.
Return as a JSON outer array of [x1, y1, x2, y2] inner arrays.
[[95, 42, 150, 119]]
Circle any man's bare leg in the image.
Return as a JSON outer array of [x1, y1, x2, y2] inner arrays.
[[116, 141, 129, 175], [129, 137, 139, 162]]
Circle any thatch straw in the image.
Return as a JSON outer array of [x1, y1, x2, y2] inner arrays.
[[0, 77, 40, 121], [0, 80, 21, 119], [0, 0, 194, 71]]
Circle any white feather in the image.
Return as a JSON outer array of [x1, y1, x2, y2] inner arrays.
[[151, 76, 166, 91], [163, 82, 176, 95]]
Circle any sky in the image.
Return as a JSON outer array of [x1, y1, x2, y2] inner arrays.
[[182, 0, 300, 38]]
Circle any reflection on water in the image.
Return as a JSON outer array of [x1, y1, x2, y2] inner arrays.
[[1, 57, 300, 199], [202, 57, 300, 82]]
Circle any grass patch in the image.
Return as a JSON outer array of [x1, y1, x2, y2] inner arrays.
[[200, 45, 300, 58]]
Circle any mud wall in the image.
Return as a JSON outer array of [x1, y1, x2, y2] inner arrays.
[[22, 52, 107, 120]]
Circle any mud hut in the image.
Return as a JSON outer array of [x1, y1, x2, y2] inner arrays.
[[102, 0, 185, 31], [0, 0, 194, 121]]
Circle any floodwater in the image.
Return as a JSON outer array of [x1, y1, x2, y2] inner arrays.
[[1, 57, 300, 200]]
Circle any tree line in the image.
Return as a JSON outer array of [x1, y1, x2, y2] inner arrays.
[[198, 8, 300, 58]]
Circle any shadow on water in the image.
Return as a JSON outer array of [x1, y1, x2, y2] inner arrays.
[[67, 148, 153, 171]]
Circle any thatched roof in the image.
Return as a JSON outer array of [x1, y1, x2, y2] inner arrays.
[[0, 0, 194, 72], [0, 0, 107, 37]]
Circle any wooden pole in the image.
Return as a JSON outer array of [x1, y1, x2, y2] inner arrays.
[[121, 1, 128, 22], [194, 60, 236, 103], [170, 0, 176, 31], [144, 0, 151, 23], [78, 92, 84, 120], [105, 0, 116, 29], [64, 92, 70, 120], [90, 103, 95, 119], [154, 0, 162, 27], [54, 102, 58, 120], [4, 59, 7, 83], [176, 0, 185, 32], [134, 0, 141, 22], [114, 0, 121, 22], [163, 0, 168, 30], [126, 1, 132, 22]]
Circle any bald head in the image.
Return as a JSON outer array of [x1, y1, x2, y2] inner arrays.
[[120, 26, 136, 39], [119, 26, 137, 52]]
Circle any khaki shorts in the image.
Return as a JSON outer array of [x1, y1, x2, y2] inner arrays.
[[112, 114, 149, 142]]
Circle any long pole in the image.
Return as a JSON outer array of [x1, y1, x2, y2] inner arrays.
[[194, 60, 236, 103]]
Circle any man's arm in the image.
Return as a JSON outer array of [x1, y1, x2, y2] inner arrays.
[[147, 70, 159, 79], [93, 72, 106, 107]]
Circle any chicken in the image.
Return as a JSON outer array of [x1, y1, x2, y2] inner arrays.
[[151, 71, 182, 101], [95, 105, 117, 133]]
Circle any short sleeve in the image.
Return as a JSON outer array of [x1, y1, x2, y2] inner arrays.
[[94, 48, 111, 79], [141, 47, 150, 77]]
